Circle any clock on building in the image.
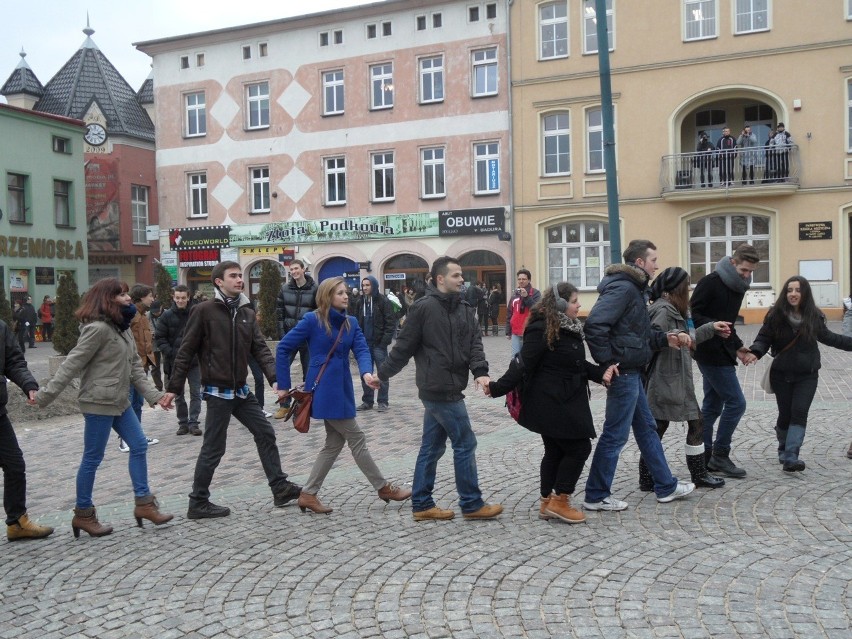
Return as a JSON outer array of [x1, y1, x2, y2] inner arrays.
[[85, 122, 107, 146]]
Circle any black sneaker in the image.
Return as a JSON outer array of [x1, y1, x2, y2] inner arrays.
[[187, 501, 231, 519], [782, 460, 806, 472], [176, 424, 189, 436], [706, 454, 747, 478], [356, 403, 373, 411], [273, 482, 302, 507]]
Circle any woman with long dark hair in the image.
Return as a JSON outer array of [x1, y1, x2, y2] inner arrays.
[[487, 282, 616, 524], [36, 278, 174, 537], [747, 275, 852, 471], [276, 277, 410, 514]]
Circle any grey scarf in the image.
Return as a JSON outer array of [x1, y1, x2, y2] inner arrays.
[[715, 256, 751, 294], [558, 313, 584, 338]]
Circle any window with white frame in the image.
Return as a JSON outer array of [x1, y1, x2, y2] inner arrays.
[[419, 55, 444, 103], [185, 91, 206, 137], [323, 70, 344, 115], [324, 156, 346, 205], [586, 108, 605, 172], [370, 63, 394, 109], [684, 0, 717, 40], [242, 45, 252, 60], [131, 185, 148, 243], [246, 82, 269, 129], [367, 24, 377, 39], [416, 15, 426, 30], [547, 221, 611, 289], [259, 43, 268, 57], [472, 47, 498, 97], [7, 173, 27, 223], [180, 56, 189, 70], [381, 21, 392, 36], [333, 29, 344, 44], [469, 6, 480, 22], [543, 112, 570, 176], [372, 152, 395, 201], [735, 0, 769, 33], [196, 53, 205, 67], [250, 167, 270, 213], [188, 172, 208, 218], [540, 2, 568, 60], [583, 0, 615, 54], [54, 180, 71, 227], [421, 147, 446, 198], [486, 2, 497, 19], [433, 13, 443, 27], [688, 214, 769, 284], [474, 142, 500, 194]]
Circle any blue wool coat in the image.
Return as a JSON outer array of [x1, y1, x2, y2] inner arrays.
[[276, 309, 372, 419]]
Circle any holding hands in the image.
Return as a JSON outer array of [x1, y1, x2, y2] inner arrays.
[[364, 373, 381, 390], [737, 346, 757, 365], [602, 363, 619, 387], [713, 321, 732, 339]]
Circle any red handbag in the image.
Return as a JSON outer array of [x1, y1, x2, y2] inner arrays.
[[283, 324, 344, 433]]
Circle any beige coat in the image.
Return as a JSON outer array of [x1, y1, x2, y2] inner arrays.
[[37, 320, 163, 415]]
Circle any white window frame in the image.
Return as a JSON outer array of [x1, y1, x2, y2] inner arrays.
[[687, 214, 770, 285], [366, 23, 377, 39], [324, 156, 347, 206], [320, 31, 330, 46], [586, 107, 606, 173], [188, 172, 208, 218], [474, 141, 500, 195], [54, 180, 71, 227], [469, 6, 481, 22], [246, 82, 270, 129], [734, 0, 770, 34], [421, 147, 446, 199], [370, 63, 394, 110], [471, 47, 498, 98], [547, 220, 612, 290], [323, 70, 345, 115], [259, 42, 268, 57], [242, 45, 252, 60], [7, 173, 27, 223], [196, 53, 205, 67], [371, 151, 395, 202], [180, 56, 189, 70], [416, 15, 427, 30], [419, 55, 444, 104], [583, 0, 615, 54], [542, 112, 571, 176], [250, 167, 270, 214], [539, 1, 569, 60], [486, 2, 497, 19], [381, 21, 392, 36], [185, 91, 206, 137], [684, 0, 718, 41], [131, 185, 148, 244], [433, 12, 443, 28], [333, 29, 344, 45]]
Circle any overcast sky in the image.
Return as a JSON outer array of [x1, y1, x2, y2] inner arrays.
[[1, 0, 369, 96]]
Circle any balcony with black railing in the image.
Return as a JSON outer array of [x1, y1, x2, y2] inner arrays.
[[660, 146, 800, 199]]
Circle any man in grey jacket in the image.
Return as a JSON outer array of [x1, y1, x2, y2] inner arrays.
[[374, 256, 502, 522]]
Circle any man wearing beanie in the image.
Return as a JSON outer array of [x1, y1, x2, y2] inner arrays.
[[582, 240, 695, 511], [690, 244, 760, 478], [162, 261, 301, 518]]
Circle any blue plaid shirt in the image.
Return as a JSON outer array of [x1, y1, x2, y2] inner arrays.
[[203, 384, 250, 400]]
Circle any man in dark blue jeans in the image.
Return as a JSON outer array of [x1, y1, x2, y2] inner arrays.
[[356, 276, 396, 413], [583, 239, 695, 511], [376, 256, 502, 522]]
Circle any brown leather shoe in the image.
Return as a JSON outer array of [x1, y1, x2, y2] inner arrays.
[[297, 492, 333, 514], [7, 513, 54, 541], [377, 483, 412, 503], [71, 507, 113, 538], [462, 503, 503, 520], [412, 506, 454, 521], [134, 495, 174, 527], [539, 495, 553, 520], [274, 406, 288, 420], [544, 493, 586, 524]]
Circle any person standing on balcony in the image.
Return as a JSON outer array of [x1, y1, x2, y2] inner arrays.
[[763, 128, 777, 183], [695, 131, 715, 188], [716, 127, 737, 187], [737, 126, 758, 185], [773, 123, 793, 181]]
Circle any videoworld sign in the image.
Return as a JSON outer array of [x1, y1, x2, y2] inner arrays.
[[438, 207, 505, 236]]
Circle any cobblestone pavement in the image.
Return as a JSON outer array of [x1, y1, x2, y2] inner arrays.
[[2, 324, 850, 638]]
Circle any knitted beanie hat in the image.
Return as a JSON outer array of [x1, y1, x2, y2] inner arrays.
[[649, 267, 688, 301]]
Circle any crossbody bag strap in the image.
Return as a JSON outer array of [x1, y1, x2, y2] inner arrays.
[[776, 333, 799, 357], [311, 324, 345, 391]]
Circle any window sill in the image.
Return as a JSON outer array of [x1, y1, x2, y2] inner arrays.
[[324, 201, 346, 207], [188, 215, 209, 220], [474, 191, 500, 197], [245, 126, 271, 132], [419, 99, 445, 106], [539, 55, 569, 62], [250, 211, 271, 215], [371, 198, 396, 204], [55, 224, 75, 230], [472, 92, 498, 99], [8, 220, 32, 226], [322, 111, 345, 117], [184, 133, 207, 140], [370, 106, 394, 112], [421, 194, 446, 200]]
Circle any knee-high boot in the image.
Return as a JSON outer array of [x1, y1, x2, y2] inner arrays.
[[775, 426, 788, 464], [782, 424, 807, 472], [685, 443, 725, 488]]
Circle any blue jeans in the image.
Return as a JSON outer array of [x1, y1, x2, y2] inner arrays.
[[414, 399, 484, 513], [584, 371, 678, 502], [360, 344, 389, 406], [77, 406, 149, 508], [129, 386, 144, 423], [697, 362, 746, 456], [510, 334, 523, 357]]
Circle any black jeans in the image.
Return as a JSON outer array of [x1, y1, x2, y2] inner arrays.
[[540, 435, 592, 496], [247, 356, 265, 410], [189, 394, 290, 505], [770, 369, 818, 430], [0, 414, 27, 524]]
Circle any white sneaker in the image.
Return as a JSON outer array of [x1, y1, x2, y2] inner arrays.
[[118, 438, 130, 453], [582, 496, 628, 511], [657, 481, 695, 503], [146, 437, 160, 446], [262, 410, 273, 418]]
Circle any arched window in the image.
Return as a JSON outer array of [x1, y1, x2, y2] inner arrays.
[[546, 220, 611, 289], [687, 213, 770, 285]]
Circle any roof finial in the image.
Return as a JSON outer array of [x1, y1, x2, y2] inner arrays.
[[19, 47, 26, 60], [83, 13, 94, 38]]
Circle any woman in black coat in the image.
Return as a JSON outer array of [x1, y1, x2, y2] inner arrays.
[[489, 282, 617, 524]]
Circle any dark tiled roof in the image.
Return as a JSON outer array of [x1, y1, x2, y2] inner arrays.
[[137, 76, 153, 105], [1, 53, 44, 98], [35, 38, 154, 143]]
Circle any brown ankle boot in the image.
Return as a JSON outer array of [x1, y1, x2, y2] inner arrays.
[[377, 483, 412, 503], [297, 491, 333, 514], [7, 513, 54, 541], [134, 495, 174, 527], [539, 495, 553, 520], [544, 493, 586, 524], [71, 507, 113, 538]]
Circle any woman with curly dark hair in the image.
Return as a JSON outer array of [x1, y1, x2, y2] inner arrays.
[[747, 275, 852, 472], [36, 278, 174, 537]]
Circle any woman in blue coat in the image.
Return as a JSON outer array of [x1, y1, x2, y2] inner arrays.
[[277, 277, 411, 513]]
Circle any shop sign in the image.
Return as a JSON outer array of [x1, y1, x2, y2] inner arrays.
[[0, 235, 85, 260], [35, 267, 55, 285], [229, 212, 439, 246], [798, 221, 832, 240], [178, 248, 221, 267], [169, 226, 230, 251], [438, 207, 505, 236], [385, 273, 406, 280]]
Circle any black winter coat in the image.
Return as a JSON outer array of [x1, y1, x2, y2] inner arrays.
[[355, 294, 396, 348], [276, 276, 318, 334], [690, 271, 746, 366], [489, 317, 605, 439], [154, 303, 197, 373], [0, 320, 38, 417], [749, 312, 852, 375]]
